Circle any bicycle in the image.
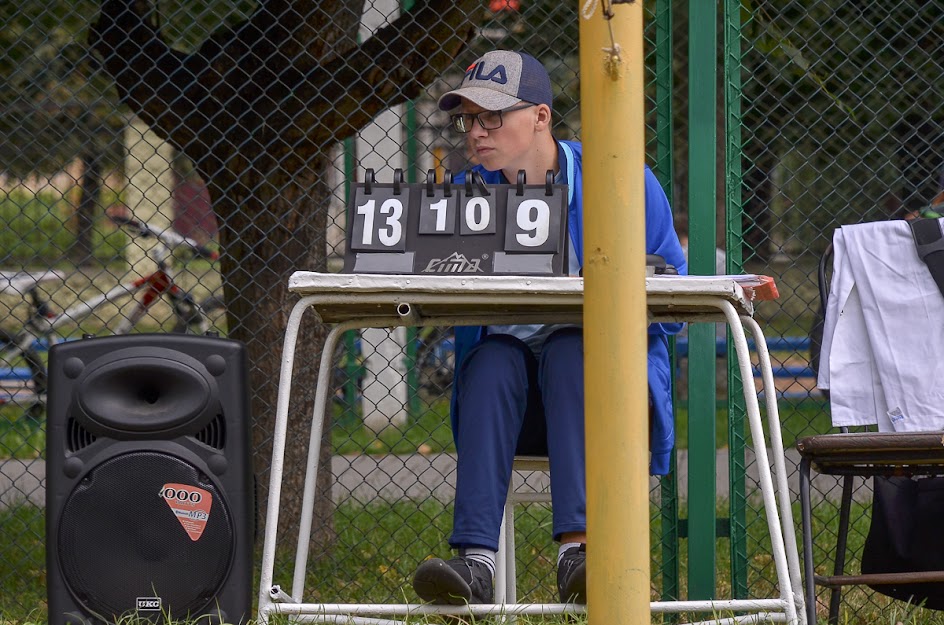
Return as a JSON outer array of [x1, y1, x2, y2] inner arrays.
[[0, 212, 227, 420]]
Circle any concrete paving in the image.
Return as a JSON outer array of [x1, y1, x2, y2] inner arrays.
[[331, 447, 872, 505], [2, 448, 873, 509]]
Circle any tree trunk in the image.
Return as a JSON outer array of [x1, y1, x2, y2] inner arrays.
[[741, 144, 775, 262], [739, 55, 785, 263], [73, 149, 102, 265], [209, 157, 336, 558], [90, 0, 480, 566]]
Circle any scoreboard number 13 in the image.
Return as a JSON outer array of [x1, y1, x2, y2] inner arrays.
[[355, 197, 406, 248], [350, 170, 410, 252]]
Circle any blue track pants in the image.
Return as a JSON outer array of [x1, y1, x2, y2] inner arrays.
[[449, 329, 585, 551]]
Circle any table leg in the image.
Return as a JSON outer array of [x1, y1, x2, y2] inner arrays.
[[743, 315, 806, 623], [799, 458, 817, 625], [292, 319, 368, 598], [257, 296, 321, 623], [719, 301, 799, 624], [287, 315, 407, 599]]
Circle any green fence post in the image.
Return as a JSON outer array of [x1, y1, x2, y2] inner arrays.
[[343, 137, 360, 416], [660, 450, 680, 603], [402, 115, 420, 420], [724, 0, 749, 599], [402, 0, 421, 422], [687, 0, 718, 600], [654, 0, 679, 603]]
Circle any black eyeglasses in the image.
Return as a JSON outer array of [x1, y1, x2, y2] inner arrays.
[[450, 103, 536, 133]]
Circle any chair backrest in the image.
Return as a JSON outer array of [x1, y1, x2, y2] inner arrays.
[[809, 242, 833, 404], [817, 242, 833, 316]]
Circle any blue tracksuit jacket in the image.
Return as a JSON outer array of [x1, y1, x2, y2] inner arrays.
[[451, 139, 687, 475]]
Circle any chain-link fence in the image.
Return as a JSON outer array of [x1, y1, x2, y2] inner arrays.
[[733, 1, 944, 622], [1, 1, 943, 623]]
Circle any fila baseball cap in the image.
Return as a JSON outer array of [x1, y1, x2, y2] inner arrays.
[[437, 50, 553, 112]]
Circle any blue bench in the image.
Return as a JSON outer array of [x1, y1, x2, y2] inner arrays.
[[0, 367, 33, 381], [675, 335, 818, 399], [0, 337, 71, 381]]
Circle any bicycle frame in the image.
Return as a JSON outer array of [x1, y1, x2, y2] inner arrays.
[[3, 219, 217, 358], [0, 269, 202, 408], [38, 266, 192, 336]]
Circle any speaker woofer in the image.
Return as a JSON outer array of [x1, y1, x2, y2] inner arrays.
[[58, 452, 234, 620]]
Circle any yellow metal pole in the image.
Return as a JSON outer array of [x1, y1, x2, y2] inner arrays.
[[580, 2, 649, 624]]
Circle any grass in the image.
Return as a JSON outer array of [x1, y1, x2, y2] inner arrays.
[[0, 505, 46, 623], [0, 190, 127, 266], [0, 386, 833, 461], [0, 394, 456, 461], [647, 393, 829, 454], [332, 395, 454, 455], [0, 192, 915, 623], [0, 412, 44, 460], [1, 384, 833, 461], [8, 494, 944, 624]]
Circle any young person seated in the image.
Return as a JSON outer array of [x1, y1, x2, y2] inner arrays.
[[411, 49, 687, 606]]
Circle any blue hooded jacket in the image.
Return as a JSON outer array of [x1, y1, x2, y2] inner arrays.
[[451, 139, 687, 475]]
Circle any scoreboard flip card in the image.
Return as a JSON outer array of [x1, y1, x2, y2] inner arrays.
[[343, 168, 569, 276]]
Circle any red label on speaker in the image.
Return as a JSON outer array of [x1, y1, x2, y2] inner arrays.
[[160, 483, 212, 541]]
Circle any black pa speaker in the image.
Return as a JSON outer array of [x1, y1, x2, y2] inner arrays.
[[46, 334, 254, 625]]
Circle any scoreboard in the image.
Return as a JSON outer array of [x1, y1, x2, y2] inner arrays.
[[343, 169, 569, 276]]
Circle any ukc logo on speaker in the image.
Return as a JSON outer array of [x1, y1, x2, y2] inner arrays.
[[136, 597, 162, 611]]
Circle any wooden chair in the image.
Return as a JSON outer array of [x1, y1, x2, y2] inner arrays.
[[800, 233, 944, 624], [798, 431, 944, 623]]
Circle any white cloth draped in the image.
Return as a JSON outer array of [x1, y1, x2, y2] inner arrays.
[[818, 219, 944, 431]]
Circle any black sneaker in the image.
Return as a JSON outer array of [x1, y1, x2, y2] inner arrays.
[[412, 553, 494, 605], [557, 544, 587, 604]]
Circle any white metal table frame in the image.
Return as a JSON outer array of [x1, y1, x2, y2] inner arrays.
[[257, 273, 806, 625]]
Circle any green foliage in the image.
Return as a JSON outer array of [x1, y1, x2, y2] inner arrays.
[[0, 0, 267, 179], [0, 190, 126, 265], [739, 0, 944, 240], [0, 2, 125, 177]]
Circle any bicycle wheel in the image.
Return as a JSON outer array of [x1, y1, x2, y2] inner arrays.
[[172, 294, 228, 336], [0, 329, 47, 423]]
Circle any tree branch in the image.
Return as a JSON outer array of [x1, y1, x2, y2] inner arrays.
[[88, 0, 213, 148], [89, 0, 481, 158], [303, 0, 481, 144]]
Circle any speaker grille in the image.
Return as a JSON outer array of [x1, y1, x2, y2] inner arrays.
[[67, 418, 97, 453], [193, 413, 226, 450], [58, 452, 234, 619]]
